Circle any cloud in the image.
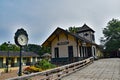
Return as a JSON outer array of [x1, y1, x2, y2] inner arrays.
[[0, 0, 120, 44]]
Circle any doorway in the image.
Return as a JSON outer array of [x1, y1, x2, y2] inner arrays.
[[68, 46, 74, 63]]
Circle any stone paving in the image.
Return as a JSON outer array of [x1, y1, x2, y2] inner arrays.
[[62, 58, 120, 80]]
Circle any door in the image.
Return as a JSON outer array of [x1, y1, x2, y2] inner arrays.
[[87, 47, 92, 57], [55, 47, 59, 58], [68, 46, 73, 63]]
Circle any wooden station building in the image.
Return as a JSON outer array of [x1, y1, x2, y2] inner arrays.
[[42, 24, 102, 65]]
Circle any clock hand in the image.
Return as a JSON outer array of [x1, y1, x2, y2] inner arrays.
[[20, 37, 23, 41]]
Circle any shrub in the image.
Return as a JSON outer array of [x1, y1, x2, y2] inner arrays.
[[24, 59, 56, 74], [30, 66, 39, 72], [24, 66, 40, 73], [35, 59, 56, 70]]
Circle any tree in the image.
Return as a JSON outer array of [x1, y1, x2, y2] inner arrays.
[[67, 26, 79, 34], [24, 44, 40, 52], [24, 44, 51, 56], [0, 42, 20, 51], [40, 46, 51, 55], [0, 42, 50, 56], [102, 18, 120, 57], [24, 44, 41, 56], [0, 42, 8, 51]]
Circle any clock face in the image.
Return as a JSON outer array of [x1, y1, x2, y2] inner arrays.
[[17, 34, 28, 46]]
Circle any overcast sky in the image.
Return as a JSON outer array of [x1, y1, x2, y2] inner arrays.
[[0, 0, 120, 45]]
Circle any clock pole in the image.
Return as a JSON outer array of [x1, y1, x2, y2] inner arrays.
[[14, 28, 28, 76], [18, 46, 22, 76]]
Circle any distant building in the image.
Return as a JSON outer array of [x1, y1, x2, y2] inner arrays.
[[0, 51, 39, 68], [42, 24, 102, 65]]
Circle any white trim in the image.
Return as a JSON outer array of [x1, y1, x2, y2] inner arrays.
[[92, 45, 97, 58]]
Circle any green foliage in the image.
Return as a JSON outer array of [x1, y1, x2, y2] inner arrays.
[[0, 42, 8, 51], [11, 44, 20, 51], [24, 59, 56, 74], [102, 18, 120, 54], [0, 42, 20, 51], [24, 44, 51, 56], [24, 44, 41, 53], [0, 42, 46, 58], [0, 42, 51, 56], [40, 46, 51, 55], [67, 26, 79, 34], [103, 19, 120, 39], [35, 59, 56, 70]]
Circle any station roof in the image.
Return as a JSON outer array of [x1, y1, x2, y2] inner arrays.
[[0, 51, 39, 57], [42, 24, 97, 47]]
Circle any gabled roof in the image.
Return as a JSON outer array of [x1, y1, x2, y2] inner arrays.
[[0, 51, 39, 57], [77, 24, 95, 33], [42, 27, 96, 47]]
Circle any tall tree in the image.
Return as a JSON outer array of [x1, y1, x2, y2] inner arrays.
[[102, 18, 120, 57], [67, 26, 79, 34]]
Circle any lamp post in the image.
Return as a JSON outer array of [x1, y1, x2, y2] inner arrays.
[[6, 41, 10, 73]]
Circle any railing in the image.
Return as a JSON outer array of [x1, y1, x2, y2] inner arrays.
[[7, 57, 94, 80]]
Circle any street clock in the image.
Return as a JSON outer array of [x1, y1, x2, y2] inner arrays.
[[14, 28, 28, 47], [14, 28, 28, 76]]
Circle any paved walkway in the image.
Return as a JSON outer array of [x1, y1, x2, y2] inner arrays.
[[0, 66, 28, 80], [62, 58, 120, 80]]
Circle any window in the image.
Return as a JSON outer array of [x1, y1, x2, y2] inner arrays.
[[54, 47, 59, 58], [82, 46, 85, 57], [84, 33, 89, 36], [92, 34, 95, 41], [79, 46, 82, 57]]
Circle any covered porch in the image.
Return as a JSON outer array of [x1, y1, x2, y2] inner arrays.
[[0, 51, 39, 68]]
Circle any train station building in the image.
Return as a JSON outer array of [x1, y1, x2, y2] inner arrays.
[[42, 24, 103, 65]]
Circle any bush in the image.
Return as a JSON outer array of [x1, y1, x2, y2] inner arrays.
[[24, 59, 56, 74], [35, 59, 56, 70], [24, 66, 41, 73]]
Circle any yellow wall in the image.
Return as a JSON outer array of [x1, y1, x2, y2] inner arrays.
[[2, 57, 18, 64], [14, 57, 17, 63], [30, 57, 33, 62], [96, 48, 103, 58], [35, 57, 37, 62], [68, 35, 78, 57], [3, 57, 6, 64], [51, 32, 78, 58], [51, 31, 98, 59]]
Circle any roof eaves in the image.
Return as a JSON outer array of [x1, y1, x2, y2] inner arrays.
[[42, 27, 61, 46]]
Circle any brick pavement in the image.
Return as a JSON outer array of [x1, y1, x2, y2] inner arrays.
[[62, 58, 120, 80]]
